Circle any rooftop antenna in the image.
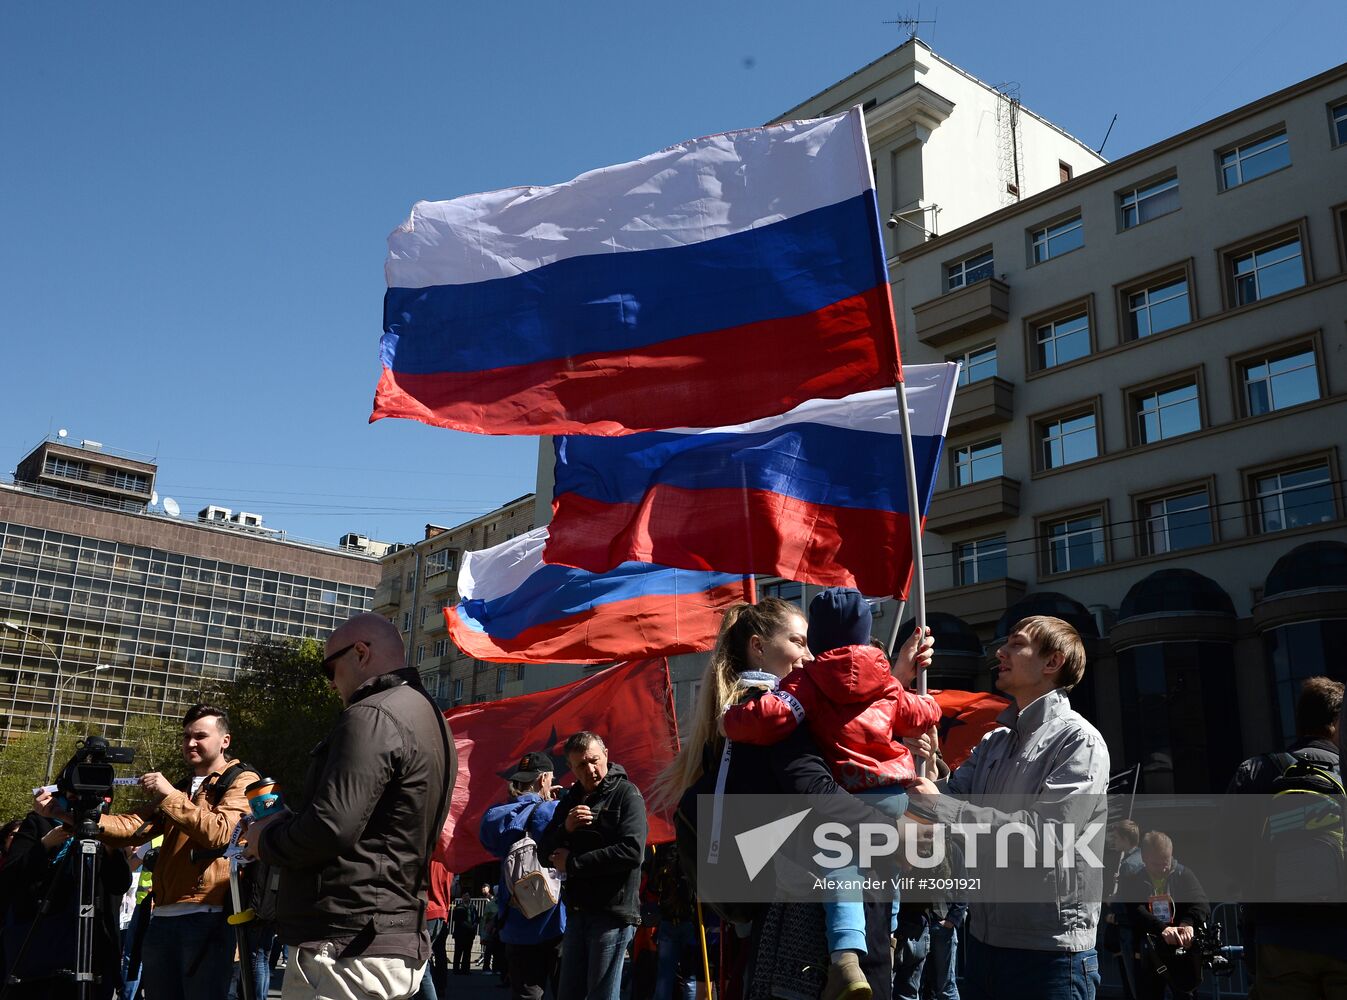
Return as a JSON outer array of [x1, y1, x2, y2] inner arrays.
[[883, 4, 938, 43], [163, 497, 181, 518], [1096, 113, 1118, 155], [57, 428, 68, 440]]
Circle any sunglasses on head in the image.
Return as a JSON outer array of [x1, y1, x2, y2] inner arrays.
[[321, 642, 361, 680]]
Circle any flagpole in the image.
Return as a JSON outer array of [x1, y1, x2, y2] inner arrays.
[[893, 379, 927, 695], [886, 599, 907, 659], [695, 898, 714, 998]]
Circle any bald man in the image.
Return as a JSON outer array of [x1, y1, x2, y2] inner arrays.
[[251, 613, 457, 1000]]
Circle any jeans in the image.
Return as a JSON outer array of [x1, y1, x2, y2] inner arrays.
[[507, 938, 564, 1000], [922, 923, 958, 1000], [826, 786, 910, 954], [557, 911, 635, 1000], [120, 897, 151, 1000], [228, 921, 277, 1000], [893, 922, 930, 1000], [654, 921, 698, 1000], [427, 918, 449, 996], [139, 911, 236, 1000], [960, 935, 1098, 1000]]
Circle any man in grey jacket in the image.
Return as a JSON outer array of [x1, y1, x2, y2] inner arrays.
[[250, 613, 456, 1000], [909, 615, 1110, 1000]]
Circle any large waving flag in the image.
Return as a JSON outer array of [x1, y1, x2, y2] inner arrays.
[[441, 659, 679, 871], [446, 526, 750, 664], [543, 363, 960, 598], [373, 108, 899, 436], [932, 689, 1010, 770]]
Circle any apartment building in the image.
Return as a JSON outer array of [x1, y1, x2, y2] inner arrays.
[[896, 61, 1347, 792]]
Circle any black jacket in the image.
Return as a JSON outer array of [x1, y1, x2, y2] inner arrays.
[[258, 668, 456, 960], [1226, 738, 1339, 795], [1120, 863, 1211, 937], [540, 762, 646, 924]]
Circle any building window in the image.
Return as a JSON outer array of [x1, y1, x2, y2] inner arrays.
[[453, 678, 463, 703], [1140, 487, 1213, 554], [1120, 175, 1179, 229], [1334, 101, 1347, 146], [1059, 161, 1074, 184], [1044, 511, 1106, 574], [420, 606, 428, 626], [406, 570, 416, 590], [946, 249, 994, 290], [954, 439, 1003, 486], [401, 611, 411, 632], [1031, 214, 1084, 263], [955, 535, 1007, 586], [1035, 313, 1090, 369], [426, 548, 453, 576], [952, 343, 997, 385], [1132, 379, 1201, 445], [1125, 273, 1191, 339], [1253, 462, 1335, 533], [516, 664, 526, 681], [44, 456, 87, 480], [1220, 130, 1290, 188], [496, 669, 506, 694], [1240, 345, 1320, 416], [1038, 410, 1098, 470], [1229, 235, 1305, 305], [434, 638, 448, 657], [416, 644, 425, 664]]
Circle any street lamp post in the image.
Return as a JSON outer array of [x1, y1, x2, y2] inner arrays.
[[1, 619, 107, 782], [48, 664, 111, 781]]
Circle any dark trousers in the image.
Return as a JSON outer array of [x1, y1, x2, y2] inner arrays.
[[960, 935, 1099, 1000], [507, 937, 563, 1000], [428, 917, 450, 994], [454, 932, 476, 974], [139, 911, 235, 1000]]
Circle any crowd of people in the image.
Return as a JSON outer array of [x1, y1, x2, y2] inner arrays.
[[1, 596, 1344, 1000]]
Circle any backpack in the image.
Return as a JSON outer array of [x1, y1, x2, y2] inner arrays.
[[1260, 751, 1346, 904], [188, 761, 283, 924], [503, 803, 561, 920]]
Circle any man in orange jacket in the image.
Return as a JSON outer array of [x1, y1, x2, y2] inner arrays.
[[38, 703, 257, 1000]]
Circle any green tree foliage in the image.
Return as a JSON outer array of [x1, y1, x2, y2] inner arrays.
[[205, 637, 343, 810], [0, 726, 79, 822], [111, 713, 191, 813]]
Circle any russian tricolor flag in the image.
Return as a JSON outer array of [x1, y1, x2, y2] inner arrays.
[[373, 108, 898, 436], [445, 526, 751, 664], [543, 363, 960, 598]]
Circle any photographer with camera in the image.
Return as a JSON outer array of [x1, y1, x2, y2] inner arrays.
[[35, 704, 257, 1000], [1118, 831, 1210, 1000]]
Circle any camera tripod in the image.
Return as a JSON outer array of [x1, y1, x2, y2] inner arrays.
[[1, 814, 108, 1000]]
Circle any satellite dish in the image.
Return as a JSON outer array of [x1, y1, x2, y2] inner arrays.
[[150, 491, 159, 506], [163, 497, 181, 518], [57, 428, 68, 439]]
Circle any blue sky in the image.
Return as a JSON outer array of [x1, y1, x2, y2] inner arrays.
[[2, 1, 1343, 547]]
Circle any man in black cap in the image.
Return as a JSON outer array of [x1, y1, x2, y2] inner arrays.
[[479, 752, 567, 1000]]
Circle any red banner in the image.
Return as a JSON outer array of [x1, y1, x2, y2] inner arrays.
[[931, 688, 1010, 770], [440, 659, 679, 873]]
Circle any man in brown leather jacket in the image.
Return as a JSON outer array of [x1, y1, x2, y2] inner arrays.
[[37, 703, 256, 1000]]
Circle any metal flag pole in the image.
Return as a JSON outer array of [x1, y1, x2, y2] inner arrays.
[[885, 599, 907, 659], [892, 378, 928, 696], [893, 379, 931, 780]]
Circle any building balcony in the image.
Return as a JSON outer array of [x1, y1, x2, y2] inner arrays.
[[372, 577, 402, 615], [423, 608, 448, 633], [911, 278, 1009, 348], [925, 477, 1020, 533], [948, 377, 1014, 434], [424, 568, 455, 594], [928, 577, 1029, 628]]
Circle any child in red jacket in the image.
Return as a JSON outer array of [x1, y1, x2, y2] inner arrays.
[[721, 587, 939, 1000]]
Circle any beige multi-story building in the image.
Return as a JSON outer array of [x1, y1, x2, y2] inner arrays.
[[890, 60, 1347, 792], [373, 494, 559, 708], [0, 437, 382, 742]]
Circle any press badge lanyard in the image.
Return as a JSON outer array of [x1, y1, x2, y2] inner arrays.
[[707, 671, 782, 866]]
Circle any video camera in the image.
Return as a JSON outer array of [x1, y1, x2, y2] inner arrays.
[[1177, 919, 1242, 978], [55, 735, 135, 827]]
